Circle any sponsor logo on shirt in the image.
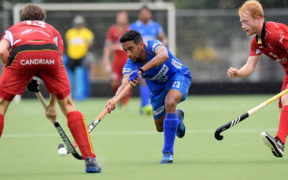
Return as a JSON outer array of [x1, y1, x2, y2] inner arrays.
[[20, 59, 55, 65], [146, 64, 169, 82], [153, 106, 164, 116]]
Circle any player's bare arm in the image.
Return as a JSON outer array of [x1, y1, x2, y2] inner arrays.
[[141, 46, 169, 72], [0, 39, 10, 64], [102, 39, 112, 71], [227, 55, 260, 78]]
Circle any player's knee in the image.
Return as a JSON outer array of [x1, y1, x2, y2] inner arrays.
[[57, 95, 77, 115], [165, 98, 177, 112]]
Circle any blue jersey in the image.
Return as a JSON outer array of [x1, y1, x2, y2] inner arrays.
[[122, 40, 191, 93], [130, 20, 164, 43]]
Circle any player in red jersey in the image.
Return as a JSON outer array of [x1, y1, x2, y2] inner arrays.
[[102, 11, 132, 106], [0, 4, 101, 173], [227, 0, 288, 158]]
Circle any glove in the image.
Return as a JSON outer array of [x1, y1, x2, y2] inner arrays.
[[26, 79, 39, 92], [129, 70, 141, 82]]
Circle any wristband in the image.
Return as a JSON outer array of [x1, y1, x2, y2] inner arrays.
[[138, 67, 144, 73]]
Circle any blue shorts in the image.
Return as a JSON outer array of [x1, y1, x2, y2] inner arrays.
[[151, 72, 191, 120]]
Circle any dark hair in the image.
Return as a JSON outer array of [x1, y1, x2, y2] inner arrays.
[[139, 5, 150, 13], [21, 4, 46, 21], [120, 30, 143, 44]]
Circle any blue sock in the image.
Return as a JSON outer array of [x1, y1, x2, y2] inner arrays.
[[162, 113, 179, 154], [140, 84, 150, 107]]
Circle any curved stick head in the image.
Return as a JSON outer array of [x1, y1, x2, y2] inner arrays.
[[214, 131, 223, 141]]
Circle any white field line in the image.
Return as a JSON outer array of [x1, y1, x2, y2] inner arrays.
[[2, 128, 277, 138]]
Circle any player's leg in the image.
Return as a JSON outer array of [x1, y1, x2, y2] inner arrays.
[[56, 95, 101, 172], [83, 65, 90, 98], [160, 89, 183, 164], [154, 109, 184, 135], [151, 89, 183, 164], [160, 73, 191, 163], [66, 56, 78, 100], [261, 76, 288, 157], [0, 68, 33, 137], [0, 50, 35, 138], [140, 80, 152, 115], [276, 93, 288, 145], [74, 65, 87, 101], [46, 89, 101, 173], [39, 53, 100, 173], [0, 96, 13, 138]]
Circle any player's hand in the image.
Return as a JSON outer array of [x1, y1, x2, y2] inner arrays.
[[106, 99, 116, 113], [129, 70, 142, 86], [26, 79, 40, 92], [46, 104, 57, 123], [227, 67, 239, 78]]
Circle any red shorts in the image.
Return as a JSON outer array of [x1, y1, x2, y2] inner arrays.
[[0, 43, 70, 101], [111, 51, 128, 81], [279, 75, 288, 108]]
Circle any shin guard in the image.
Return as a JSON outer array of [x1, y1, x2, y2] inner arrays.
[[67, 111, 96, 159]]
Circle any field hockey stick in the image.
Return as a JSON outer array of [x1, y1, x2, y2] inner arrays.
[[215, 88, 288, 141], [35, 92, 83, 160], [60, 84, 132, 155]]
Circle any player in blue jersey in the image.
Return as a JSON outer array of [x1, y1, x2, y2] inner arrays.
[[130, 6, 167, 44], [105, 30, 191, 164], [130, 6, 168, 115]]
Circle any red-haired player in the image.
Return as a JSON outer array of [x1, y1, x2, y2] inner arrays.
[[227, 0, 288, 157], [0, 4, 101, 173]]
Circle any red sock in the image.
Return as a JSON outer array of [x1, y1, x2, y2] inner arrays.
[[67, 111, 96, 159], [276, 105, 288, 144], [0, 114, 3, 138]]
